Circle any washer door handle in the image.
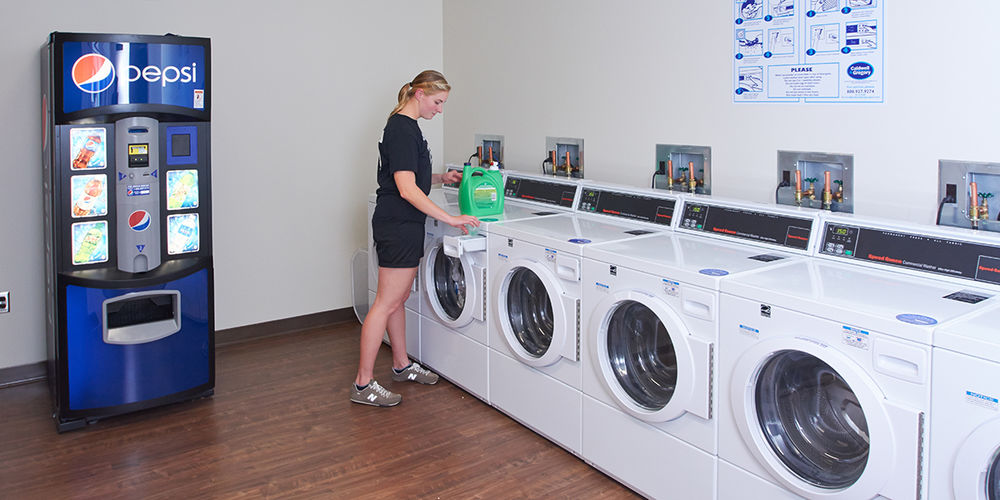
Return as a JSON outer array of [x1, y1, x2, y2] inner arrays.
[[556, 255, 580, 281]]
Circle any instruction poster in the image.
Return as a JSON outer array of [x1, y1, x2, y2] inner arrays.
[[733, 0, 883, 103]]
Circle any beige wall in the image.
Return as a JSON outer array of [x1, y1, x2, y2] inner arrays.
[[442, 0, 1000, 220], [6, 0, 1000, 370], [0, 0, 444, 369]]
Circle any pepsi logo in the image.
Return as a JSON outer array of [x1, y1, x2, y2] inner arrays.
[[128, 210, 152, 231], [72, 54, 116, 94]]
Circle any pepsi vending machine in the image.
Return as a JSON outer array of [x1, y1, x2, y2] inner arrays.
[[41, 32, 214, 431]]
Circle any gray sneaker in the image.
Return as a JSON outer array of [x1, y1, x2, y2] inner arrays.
[[350, 379, 401, 407], [392, 362, 439, 385]]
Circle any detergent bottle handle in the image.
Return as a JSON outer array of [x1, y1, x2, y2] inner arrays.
[[468, 166, 488, 178]]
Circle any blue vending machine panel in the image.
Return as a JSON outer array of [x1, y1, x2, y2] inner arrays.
[[64, 268, 211, 410]]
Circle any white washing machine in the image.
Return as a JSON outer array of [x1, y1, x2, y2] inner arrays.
[[931, 304, 1000, 500], [488, 184, 682, 455], [580, 198, 820, 499], [418, 171, 580, 401], [717, 214, 1000, 499]]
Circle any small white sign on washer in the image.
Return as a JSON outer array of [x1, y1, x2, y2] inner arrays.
[[841, 325, 870, 351]]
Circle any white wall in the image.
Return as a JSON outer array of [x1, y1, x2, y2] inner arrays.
[[442, 0, 1000, 220], [0, 0, 444, 369], [6, 1, 998, 370]]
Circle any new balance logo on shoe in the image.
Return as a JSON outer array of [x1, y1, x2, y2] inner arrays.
[[408, 374, 417, 380], [350, 379, 401, 407]]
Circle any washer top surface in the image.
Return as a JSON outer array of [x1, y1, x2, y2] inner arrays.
[[935, 303, 1000, 360], [437, 196, 567, 233], [721, 258, 998, 345], [585, 232, 800, 290], [490, 212, 660, 254]]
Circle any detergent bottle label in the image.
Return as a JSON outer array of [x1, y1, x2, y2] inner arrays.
[[473, 185, 498, 207]]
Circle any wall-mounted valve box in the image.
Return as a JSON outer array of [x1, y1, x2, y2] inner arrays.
[[775, 150, 854, 213], [544, 136, 584, 178], [473, 133, 504, 168], [653, 144, 712, 195], [938, 160, 1000, 232]]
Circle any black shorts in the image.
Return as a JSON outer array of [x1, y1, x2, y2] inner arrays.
[[372, 219, 425, 269]]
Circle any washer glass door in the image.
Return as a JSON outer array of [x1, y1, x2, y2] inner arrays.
[[505, 267, 554, 357], [606, 300, 677, 410], [988, 451, 1000, 500], [432, 246, 465, 321], [755, 350, 870, 489]]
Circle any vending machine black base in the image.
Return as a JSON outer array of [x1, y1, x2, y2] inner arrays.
[[42, 32, 215, 432]]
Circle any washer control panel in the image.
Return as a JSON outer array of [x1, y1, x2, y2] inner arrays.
[[504, 177, 576, 207], [577, 188, 676, 226], [679, 201, 814, 250], [821, 222, 1000, 285]]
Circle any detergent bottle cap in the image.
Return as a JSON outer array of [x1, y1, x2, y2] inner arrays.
[[489, 161, 500, 170]]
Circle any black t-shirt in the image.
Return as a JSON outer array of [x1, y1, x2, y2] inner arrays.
[[373, 114, 432, 223]]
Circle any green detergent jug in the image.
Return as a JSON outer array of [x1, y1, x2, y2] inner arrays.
[[458, 163, 504, 217]]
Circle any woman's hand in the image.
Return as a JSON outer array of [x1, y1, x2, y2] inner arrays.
[[440, 169, 463, 185], [447, 214, 480, 234]]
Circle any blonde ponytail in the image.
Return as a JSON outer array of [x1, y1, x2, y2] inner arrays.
[[388, 70, 451, 119]]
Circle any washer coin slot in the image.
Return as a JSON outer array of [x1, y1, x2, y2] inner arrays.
[[748, 254, 786, 262], [943, 290, 991, 304]]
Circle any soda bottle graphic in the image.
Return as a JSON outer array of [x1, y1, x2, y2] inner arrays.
[[73, 227, 104, 264], [168, 214, 199, 254], [72, 196, 95, 217], [72, 135, 103, 170], [168, 171, 197, 209], [72, 177, 104, 216]]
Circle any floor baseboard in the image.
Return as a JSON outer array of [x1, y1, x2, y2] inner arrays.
[[214, 307, 358, 346], [0, 362, 46, 390], [0, 307, 358, 389]]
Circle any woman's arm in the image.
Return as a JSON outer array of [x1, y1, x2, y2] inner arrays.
[[395, 171, 479, 231]]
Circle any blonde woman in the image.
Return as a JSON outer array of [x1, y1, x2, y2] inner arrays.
[[351, 70, 480, 406]]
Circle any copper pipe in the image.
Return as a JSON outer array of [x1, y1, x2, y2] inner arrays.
[[823, 171, 832, 210], [794, 170, 802, 205], [971, 182, 980, 221]]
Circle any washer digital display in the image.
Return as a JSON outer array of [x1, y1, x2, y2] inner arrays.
[[821, 223, 1000, 284], [578, 189, 676, 226], [680, 202, 813, 250], [504, 178, 575, 207]]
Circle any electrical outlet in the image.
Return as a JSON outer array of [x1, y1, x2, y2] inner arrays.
[[0, 291, 9, 314]]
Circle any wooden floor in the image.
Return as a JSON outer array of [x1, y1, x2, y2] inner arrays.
[[0, 322, 638, 499]]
